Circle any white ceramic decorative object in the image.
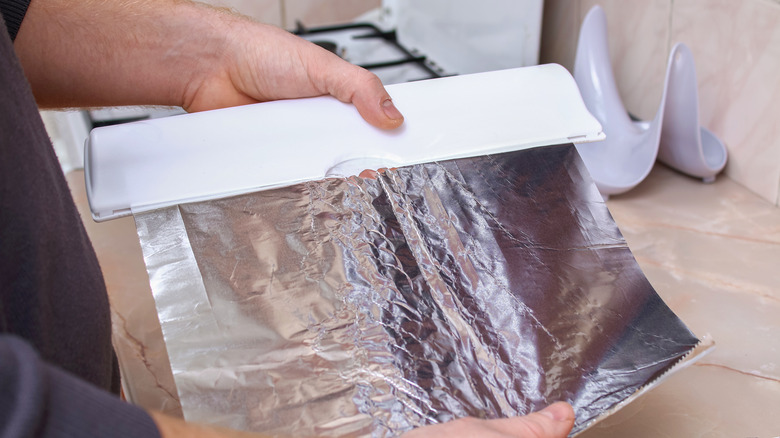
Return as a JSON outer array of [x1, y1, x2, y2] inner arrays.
[[659, 44, 728, 183], [573, 5, 727, 197]]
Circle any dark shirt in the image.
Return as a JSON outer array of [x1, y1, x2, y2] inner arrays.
[[0, 0, 25, 40], [0, 4, 160, 437]]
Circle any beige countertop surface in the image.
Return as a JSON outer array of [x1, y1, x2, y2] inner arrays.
[[66, 164, 780, 437]]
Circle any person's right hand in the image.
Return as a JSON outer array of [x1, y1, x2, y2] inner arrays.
[[179, 18, 404, 130], [15, 0, 404, 131], [402, 402, 575, 438]]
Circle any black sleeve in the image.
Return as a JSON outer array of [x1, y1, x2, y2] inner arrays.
[[0, 335, 163, 438], [0, 0, 31, 41]]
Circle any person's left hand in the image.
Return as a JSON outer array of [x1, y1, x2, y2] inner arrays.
[[402, 402, 576, 438]]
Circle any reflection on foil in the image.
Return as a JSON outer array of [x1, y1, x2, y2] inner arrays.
[[135, 144, 699, 436]]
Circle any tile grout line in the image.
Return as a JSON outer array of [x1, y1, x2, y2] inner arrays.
[[760, 0, 780, 8], [668, 0, 674, 54], [694, 362, 780, 384], [776, 171, 780, 207]]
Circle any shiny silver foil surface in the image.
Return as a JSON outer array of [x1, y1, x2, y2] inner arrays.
[[135, 145, 699, 436]]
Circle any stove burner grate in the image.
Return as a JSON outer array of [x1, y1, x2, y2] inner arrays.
[[295, 22, 447, 82]]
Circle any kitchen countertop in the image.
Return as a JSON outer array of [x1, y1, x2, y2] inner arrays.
[[66, 163, 780, 436]]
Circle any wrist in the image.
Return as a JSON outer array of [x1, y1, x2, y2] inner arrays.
[[177, 3, 251, 111]]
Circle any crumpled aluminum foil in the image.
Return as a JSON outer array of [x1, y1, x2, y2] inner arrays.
[[135, 144, 699, 436]]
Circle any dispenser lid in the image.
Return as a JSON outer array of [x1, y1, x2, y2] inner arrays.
[[85, 64, 604, 221]]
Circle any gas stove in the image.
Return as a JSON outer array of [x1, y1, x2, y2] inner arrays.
[[294, 0, 544, 85], [295, 22, 446, 85]]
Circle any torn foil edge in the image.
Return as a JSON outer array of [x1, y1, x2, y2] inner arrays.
[[572, 335, 716, 436]]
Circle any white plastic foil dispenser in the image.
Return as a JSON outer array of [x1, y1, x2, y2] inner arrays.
[[85, 65, 710, 436]]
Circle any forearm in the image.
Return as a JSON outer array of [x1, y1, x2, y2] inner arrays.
[[13, 0, 233, 109], [12, 0, 404, 127]]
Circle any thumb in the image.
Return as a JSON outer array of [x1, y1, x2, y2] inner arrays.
[[322, 61, 405, 130], [400, 402, 575, 438], [513, 402, 576, 438], [350, 73, 405, 130]]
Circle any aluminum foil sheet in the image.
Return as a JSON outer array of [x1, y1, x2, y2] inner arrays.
[[135, 144, 699, 436]]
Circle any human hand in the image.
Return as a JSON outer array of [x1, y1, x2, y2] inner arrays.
[[150, 402, 573, 438], [181, 16, 405, 130], [15, 0, 403, 130], [401, 402, 575, 438]]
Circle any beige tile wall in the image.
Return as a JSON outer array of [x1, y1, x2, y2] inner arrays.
[[197, 0, 380, 28], [541, 0, 780, 206]]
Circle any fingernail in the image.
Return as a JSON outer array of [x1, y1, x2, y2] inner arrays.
[[538, 403, 571, 422], [382, 98, 403, 121]]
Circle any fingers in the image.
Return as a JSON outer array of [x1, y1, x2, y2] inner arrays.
[[358, 169, 379, 179], [198, 17, 404, 129], [299, 34, 403, 130], [401, 402, 575, 438], [508, 402, 576, 438], [358, 167, 396, 179], [464, 402, 575, 438]]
